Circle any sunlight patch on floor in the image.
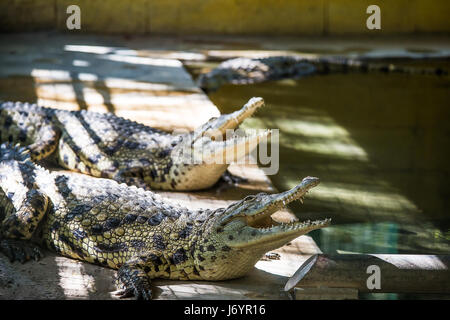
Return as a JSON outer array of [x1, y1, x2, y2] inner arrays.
[[72, 59, 90, 67], [31, 68, 72, 81], [64, 44, 115, 55], [100, 53, 183, 68], [55, 257, 95, 298]]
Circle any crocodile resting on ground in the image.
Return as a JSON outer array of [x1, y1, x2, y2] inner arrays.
[[0, 143, 329, 299], [198, 55, 449, 91], [0, 97, 269, 191]]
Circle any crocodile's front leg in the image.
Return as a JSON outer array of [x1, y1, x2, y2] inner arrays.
[[0, 189, 49, 263], [113, 168, 152, 191], [212, 171, 249, 194], [116, 264, 152, 300], [56, 131, 107, 177], [0, 103, 60, 161], [27, 124, 61, 161], [0, 238, 44, 263], [219, 170, 248, 186], [115, 252, 164, 300], [56, 131, 151, 192]]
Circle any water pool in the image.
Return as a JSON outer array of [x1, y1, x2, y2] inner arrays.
[[191, 63, 450, 257]]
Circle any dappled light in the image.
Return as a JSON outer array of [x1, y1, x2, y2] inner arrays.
[[310, 183, 419, 213], [64, 44, 116, 55], [244, 117, 369, 160], [282, 137, 369, 160], [209, 68, 450, 256], [56, 257, 95, 298], [0, 7, 448, 300], [0, 38, 220, 131]]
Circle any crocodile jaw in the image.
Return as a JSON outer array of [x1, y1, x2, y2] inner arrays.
[[218, 176, 320, 226], [169, 126, 270, 191], [198, 128, 271, 164], [144, 97, 267, 191], [197, 97, 265, 140], [211, 97, 264, 134], [196, 218, 329, 281], [217, 177, 329, 249], [244, 176, 320, 224], [226, 218, 330, 251], [194, 178, 329, 280]]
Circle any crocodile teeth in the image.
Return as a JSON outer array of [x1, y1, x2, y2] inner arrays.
[[261, 218, 330, 234]]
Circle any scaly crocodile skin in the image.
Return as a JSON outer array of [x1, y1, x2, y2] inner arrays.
[[0, 143, 329, 299], [198, 55, 448, 91], [0, 97, 268, 191]]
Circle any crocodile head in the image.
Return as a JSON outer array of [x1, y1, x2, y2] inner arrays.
[[198, 57, 316, 91], [195, 177, 330, 280], [194, 97, 265, 140], [162, 97, 269, 190], [190, 96, 268, 164]]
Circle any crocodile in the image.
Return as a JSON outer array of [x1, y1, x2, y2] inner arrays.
[[198, 55, 448, 91], [0, 143, 330, 299], [0, 97, 269, 191]]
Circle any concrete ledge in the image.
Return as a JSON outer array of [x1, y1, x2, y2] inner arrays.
[[0, 0, 449, 35]]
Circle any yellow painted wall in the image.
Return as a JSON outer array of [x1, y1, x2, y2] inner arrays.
[[56, 0, 149, 34], [0, 0, 55, 31], [149, 0, 324, 35], [326, 0, 450, 34], [1, 0, 449, 34]]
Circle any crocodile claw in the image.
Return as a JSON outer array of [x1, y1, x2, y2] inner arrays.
[[0, 239, 44, 263], [115, 286, 152, 300], [220, 171, 248, 186], [116, 267, 153, 300], [215, 171, 249, 194]]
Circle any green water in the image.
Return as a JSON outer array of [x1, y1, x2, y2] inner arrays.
[[192, 65, 450, 256]]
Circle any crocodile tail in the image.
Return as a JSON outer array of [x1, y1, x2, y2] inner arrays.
[[316, 57, 449, 76], [0, 142, 32, 163]]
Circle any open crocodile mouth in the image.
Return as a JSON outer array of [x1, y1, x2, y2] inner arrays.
[[203, 97, 265, 139], [218, 177, 330, 249], [245, 176, 321, 228], [190, 97, 268, 164], [223, 97, 265, 131], [248, 218, 331, 239], [220, 177, 326, 227], [245, 177, 330, 239], [200, 128, 271, 164]]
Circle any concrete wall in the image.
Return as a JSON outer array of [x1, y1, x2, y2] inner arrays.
[[1, 0, 449, 35]]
